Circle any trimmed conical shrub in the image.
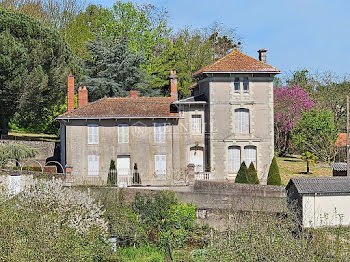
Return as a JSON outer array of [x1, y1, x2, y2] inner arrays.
[[235, 161, 248, 184], [107, 160, 116, 185], [247, 162, 259, 184], [132, 163, 141, 184], [267, 157, 282, 185]]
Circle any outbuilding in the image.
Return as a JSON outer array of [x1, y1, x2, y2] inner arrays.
[[286, 177, 350, 228], [332, 162, 347, 176]]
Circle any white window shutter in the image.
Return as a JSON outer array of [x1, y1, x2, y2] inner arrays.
[[192, 115, 201, 133], [155, 155, 166, 175], [88, 124, 99, 144], [228, 147, 240, 173], [235, 109, 249, 134], [118, 124, 129, 143], [245, 146, 256, 168], [154, 123, 165, 143], [88, 155, 99, 176], [243, 110, 249, 133]]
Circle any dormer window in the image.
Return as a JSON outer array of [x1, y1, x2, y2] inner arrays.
[[243, 78, 249, 94], [234, 78, 240, 93]]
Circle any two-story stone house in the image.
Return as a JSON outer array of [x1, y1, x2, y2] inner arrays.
[[57, 49, 280, 185]]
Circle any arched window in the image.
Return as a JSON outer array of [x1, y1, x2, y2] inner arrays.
[[244, 146, 257, 168], [235, 108, 250, 134], [228, 146, 241, 173]]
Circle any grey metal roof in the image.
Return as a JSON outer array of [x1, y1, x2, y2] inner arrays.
[[332, 162, 347, 171], [286, 177, 350, 195], [173, 94, 207, 104]]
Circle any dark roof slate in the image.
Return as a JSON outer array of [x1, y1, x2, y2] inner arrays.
[[286, 177, 350, 195], [332, 162, 347, 171]]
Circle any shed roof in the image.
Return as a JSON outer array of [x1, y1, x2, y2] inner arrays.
[[57, 96, 179, 119], [332, 162, 347, 171], [193, 49, 280, 76], [286, 177, 350, 195]]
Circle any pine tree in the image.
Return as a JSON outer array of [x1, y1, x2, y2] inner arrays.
[[267, 157, 282, 185], [83, 37, 155, 101], [247, 162, 259, 184], [235, 161, 248, 184], [132, 163, 141, 185], [107, 160, 116, 185]]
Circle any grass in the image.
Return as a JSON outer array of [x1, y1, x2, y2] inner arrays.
[[113, 245, 166, 262], [277, 156, 332, 185]]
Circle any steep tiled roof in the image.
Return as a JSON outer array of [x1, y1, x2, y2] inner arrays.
[[193, 49, 280, 76], [335, 133, 347, 147], [286, 177, 350, 195], [57, 97, 178, 119]]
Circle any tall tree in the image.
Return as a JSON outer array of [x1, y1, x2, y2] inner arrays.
[[274, 86, 315, 156], [0, 8, 75, 135], [292, 109, 337, 162], [83, 37, 151, 100]]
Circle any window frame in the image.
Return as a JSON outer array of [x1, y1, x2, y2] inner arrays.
[[88, 154, 99, 176], [228, 146, 241, 173], [233, 78, 240, 94], [118, 124, 129, 144], [242, 77, 249, 94], [234, 108, 250, 134], [154, 154, 166, 175], [191, 115, 202, 134], [154, 123, 166, 143], [88, 124, 99, 145], [244, 146, 257, 168]]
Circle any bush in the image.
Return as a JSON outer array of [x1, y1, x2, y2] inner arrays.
[[107, 159, 116, 185], [267, 157, 282, 185], [247, 162, 259, 184], [0, 179, 112, 261], [133, 163, 141, 184], [235, 161, 248, 184]]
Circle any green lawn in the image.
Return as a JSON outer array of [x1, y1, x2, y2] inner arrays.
[[277, 156, 332, 185]]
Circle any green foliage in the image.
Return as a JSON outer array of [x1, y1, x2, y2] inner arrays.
[[292, 109, 337, 161], [301, 151, 318, 174], [113, 245, 165, 262], [133, 191, 196, 249], [0, 8, 76, 135], [83, 37, 152, 100], [132, 163, 141, 185], [235, 161, 248, 184], [267, 157, 281, 185], [0, 143, 38, 166], [107, 159, 116, 185], [247, 162, 259, 184]]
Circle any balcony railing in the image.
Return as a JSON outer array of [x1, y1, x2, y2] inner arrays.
[[194, 172, 212, 181]]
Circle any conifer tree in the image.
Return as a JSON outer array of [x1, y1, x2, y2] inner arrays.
[[235, 161, 248, 184], [107, 159, 116, 185], [247, 162, 259, 184], [132, 163, 141, 185], [267, 157, 282, 185]]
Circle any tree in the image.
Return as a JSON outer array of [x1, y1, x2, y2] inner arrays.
[[267, 157, 281, 185], [235, 161, 248, 184], [300, 151, 317, 174], [107, 159, 116, 185], [247, 162, 259, 184], [83, 37, 152, 100], [0, 8, 75, 135], [132, 163, 141, 185], [0, 143, 38, 167], [274, 86, 315, 156], [292, 109, 337, 162]]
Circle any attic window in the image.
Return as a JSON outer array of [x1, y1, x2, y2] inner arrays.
[[234, 78, 240, 93], [243, 78, 249, 94]]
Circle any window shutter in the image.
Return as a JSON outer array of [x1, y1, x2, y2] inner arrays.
[[192, 115, 201, 133], [235, 109, 249, 134], [88, 155, 99, 176], [155, 155, 166, 175], [118, 124, 129, 143], [245, 146, 256, 168], [242, 110, 249, 133], [154, 123, 165, 143], [88, 124, 99, 144], [228, 147, 241, 173]]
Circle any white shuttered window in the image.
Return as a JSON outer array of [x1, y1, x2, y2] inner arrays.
[[88, 124, 99, 144], [154, 123, 165, 143], [88, 155, 99, 176], [228, 146, 241, 173], [235, 109, 250, 134], [192, 115, 202, 133], [118, 124, 129, 143], [245, 146, 257, 168], [154, 155, 166, 175]]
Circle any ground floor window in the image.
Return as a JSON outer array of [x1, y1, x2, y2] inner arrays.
[[228, 146, 241, 173], [88, 155, 99, 176], [245, 146, 257, 168], [155, 155, 166, 175], [190, 146, 204, 172]]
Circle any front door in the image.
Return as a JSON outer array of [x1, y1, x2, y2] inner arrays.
[[190, 148, 203, 172], [117, 156, 130, 186]]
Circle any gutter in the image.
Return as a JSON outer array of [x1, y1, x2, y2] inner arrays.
[[56, 116, 180, 121]]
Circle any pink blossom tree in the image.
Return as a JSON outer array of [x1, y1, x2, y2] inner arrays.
[[274, 86, 315, 156]]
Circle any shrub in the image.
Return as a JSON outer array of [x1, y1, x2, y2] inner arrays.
[[133, 163, 141, 184], [247, 162, 259, 184], [267, 157, 282, 185], [107, 159, 116, 185], [0, 179, 111, 261], [235, 161, 248, 184]]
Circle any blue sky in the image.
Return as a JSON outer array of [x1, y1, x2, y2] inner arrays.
[[90, 0, 350, 79]]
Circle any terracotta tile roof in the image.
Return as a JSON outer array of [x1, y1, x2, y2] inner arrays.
[[193, 49, 280, 76], [335, 133, 347, 147], [57, 97, 179, 119]]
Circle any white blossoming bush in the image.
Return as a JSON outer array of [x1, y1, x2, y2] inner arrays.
[[0, 178, 112, 261]]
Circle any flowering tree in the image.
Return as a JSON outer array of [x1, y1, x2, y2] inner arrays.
[[274, 86, 315, 156]]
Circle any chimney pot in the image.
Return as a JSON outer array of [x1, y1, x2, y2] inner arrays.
[[257, 49, 267, 63], [67, 73, 75, 112], [129, 90, 138, 98]]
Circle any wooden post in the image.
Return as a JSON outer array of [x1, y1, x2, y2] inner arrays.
[[347, 96, 349, 176]]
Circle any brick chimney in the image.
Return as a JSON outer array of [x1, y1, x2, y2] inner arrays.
[[67, 72, 74, 112], [169, 70, 178, 100], [129, 90, 138, 98], [257, 49, 267, 63], [78, 86, 88, 108]]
